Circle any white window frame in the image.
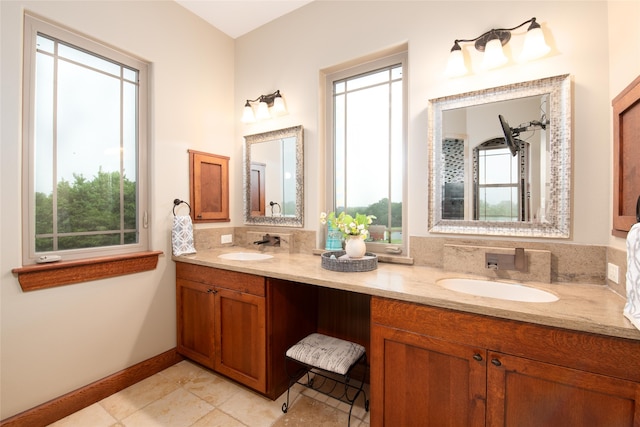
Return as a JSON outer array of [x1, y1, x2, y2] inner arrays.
[[324, 50, 408, 255], [22, 14, 149, 264]]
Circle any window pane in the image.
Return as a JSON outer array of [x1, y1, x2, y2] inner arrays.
[[34, 52, 54, 196], [282, 137, 296, 216], [346, 68, 389, 91], [334, 93, 346, 209], [123, 81, 138, 230], [478, 186, 518, 221], [36, 34, 54, 54], [344, 84, 389, 209], [58, 42, 121, 76], [57, 60, 121, 184], [123, 67, 137, 82], [484, 149, 512, 184]]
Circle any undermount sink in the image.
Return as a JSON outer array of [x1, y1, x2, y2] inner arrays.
[[218, 252, 273, 261], [437, 278, 558, 303]]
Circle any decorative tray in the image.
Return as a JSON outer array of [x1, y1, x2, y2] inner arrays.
[[321, 251, 378, 272]]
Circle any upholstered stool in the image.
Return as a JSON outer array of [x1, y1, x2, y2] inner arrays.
[[282, 333, 369, 426]]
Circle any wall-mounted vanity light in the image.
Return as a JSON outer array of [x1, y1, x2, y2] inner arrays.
[[241, 90, 287, 123], [445, 17, 551, 78]]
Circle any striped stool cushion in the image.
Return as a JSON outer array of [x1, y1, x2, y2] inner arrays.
[[286, 333, 365, 375]]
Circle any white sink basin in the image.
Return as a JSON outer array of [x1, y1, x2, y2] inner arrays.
[[437, 278, 558, 303], [218, 252, 273, 261]]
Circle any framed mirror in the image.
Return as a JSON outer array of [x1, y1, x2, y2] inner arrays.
[[243, 125, 304, 227], [428, 74, 571, 238]]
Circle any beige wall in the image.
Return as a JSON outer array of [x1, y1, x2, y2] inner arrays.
[[0, 1, 234, 418], [236, 1, 614, 246], [2, 0, 637, 420]]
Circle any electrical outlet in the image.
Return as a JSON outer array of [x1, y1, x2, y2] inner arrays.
[[221, 234, 233, 244], [607, 263, 619, 284]]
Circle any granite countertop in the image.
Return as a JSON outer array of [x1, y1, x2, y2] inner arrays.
[[173, 249, 640, 341]]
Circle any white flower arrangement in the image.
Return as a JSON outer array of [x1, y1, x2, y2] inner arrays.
[[320, 211, 376, 239]]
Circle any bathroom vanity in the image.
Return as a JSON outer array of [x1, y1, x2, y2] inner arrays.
[[176, 262, 318, 399], [174, 250, 640, 425], [371, 297, 640, 426]]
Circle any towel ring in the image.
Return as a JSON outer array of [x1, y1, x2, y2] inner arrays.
[[269, 201, 281, 215], [173, 199, 191, 216]]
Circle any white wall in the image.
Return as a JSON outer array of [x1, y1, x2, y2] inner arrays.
[[0, 1, 234, 418], [236, 1, 613, 245]]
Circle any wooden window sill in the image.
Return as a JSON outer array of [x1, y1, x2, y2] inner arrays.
[[11, 251, 163, 292]]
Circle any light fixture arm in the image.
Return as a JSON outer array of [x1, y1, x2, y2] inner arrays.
[[245, 90, 283, 108], [450, 17, 540, 52]]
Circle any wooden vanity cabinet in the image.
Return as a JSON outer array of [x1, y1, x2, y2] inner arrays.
[[371, 297, 640, 427], [176, 262, 266, 391], [176, 262, 317, 399]]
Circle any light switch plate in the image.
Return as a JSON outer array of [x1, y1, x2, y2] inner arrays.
[[221, 234, 233, 244], [607, 263, 619, 284]]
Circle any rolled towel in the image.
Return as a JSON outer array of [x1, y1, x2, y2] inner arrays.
[[172, 215, 196, 256], [624, 223, 640, 331]]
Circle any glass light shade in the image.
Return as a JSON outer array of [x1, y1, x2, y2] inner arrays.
[[519, 27, 551, 62], [241, 105, 255, 123], [271, 95, 287, 115], [482, 38, 508, 69], [445, 49, 467, 77], [255, 101, 270, 120]]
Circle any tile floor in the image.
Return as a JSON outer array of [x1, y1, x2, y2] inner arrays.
[[48, 360, 370, 427]]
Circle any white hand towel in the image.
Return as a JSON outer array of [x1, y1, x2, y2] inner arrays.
[[624, 223, 640, 331], [172, 215, 196, 256]]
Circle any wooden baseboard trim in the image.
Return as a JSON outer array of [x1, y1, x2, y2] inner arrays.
[[0, 348, 183, 427]]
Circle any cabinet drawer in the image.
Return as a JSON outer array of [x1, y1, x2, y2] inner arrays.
[[176, 262, 265, 296], [371, 297, 640, 382]]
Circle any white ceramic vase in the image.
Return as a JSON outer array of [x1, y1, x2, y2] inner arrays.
[[345, 235, 366, 258]]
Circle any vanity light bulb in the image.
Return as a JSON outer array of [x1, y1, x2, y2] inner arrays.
[[482, 38, 508, 70], [256, 101, 270, 121], [241, 104, 256, 123], [519, 26, 551, 62], [271, 96, 287, 116], [445, 48, 467, 78]]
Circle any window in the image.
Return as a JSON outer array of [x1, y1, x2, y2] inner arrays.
[[474, 141, 529, 221], [22, 15, 149, 264], [325, 51, 407, 255]]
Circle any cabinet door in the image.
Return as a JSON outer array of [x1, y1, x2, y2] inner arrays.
[[214, 288, 266, 393], [176, 278, 215, 369], [370, 324, 486, 427], [189, 150, 230, 222], [487, 351, 640, 426]]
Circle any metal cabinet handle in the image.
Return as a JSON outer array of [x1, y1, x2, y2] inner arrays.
[[473, 353, 483, 362], [491, 358, 502, 367], [206, 288, 217, 294]]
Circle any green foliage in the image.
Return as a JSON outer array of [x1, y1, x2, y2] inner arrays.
[[477, 199, 518, 221], [329, 198, 403, 243], [35, 169, 137, 252]]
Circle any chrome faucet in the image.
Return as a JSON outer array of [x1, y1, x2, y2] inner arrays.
[[485, 248, 526, 272], [253, 234, 280, 247]]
